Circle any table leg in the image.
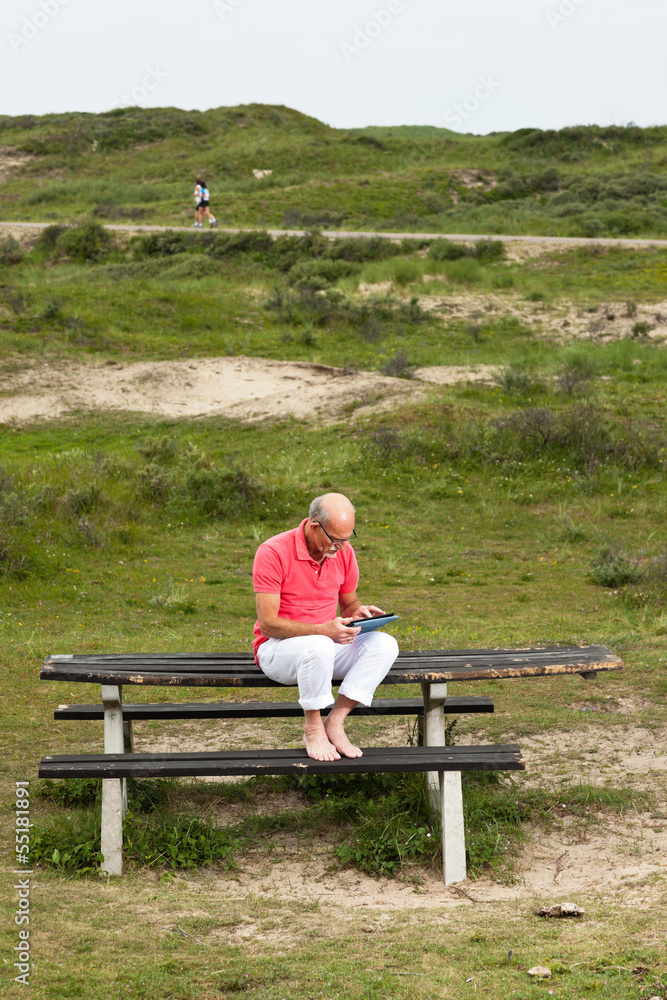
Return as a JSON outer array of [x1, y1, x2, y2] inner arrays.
[[422, 682, 466, 885], [101, 684, 124, 876]]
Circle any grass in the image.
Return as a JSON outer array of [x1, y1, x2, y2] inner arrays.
[[2, 106, 667, 238], [1, 130, 667, 995]]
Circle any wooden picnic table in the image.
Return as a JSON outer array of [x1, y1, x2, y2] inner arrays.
[[40, 644, 623, 882]]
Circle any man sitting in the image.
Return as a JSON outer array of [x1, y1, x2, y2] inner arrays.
[[252, 493, 399, 761]]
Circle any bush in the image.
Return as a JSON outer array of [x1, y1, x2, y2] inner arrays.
[[632, 320, 654, 338], [382, 351, 415, 379], [134, 230, 198, 258], [0, 236, 22, 265], [590, 544, 641, 588], [494, 365, 542, 396], [35, 224, 66, 252], [184, 467, 265, 518], [556, 357, 596, 396], [472, 239, 505, 262], [388, 257, 421, 285], [208, 229, 275, 261], [428, 239, 469, 261], [286, 258, 357, 290], [54, 222, 113, 262]]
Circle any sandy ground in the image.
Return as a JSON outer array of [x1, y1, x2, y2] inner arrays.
[[0, 356, 499, 425], [130, 715, 667, 912]]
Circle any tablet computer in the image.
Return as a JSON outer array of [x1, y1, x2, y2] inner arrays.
[[346, 613, 398, 633]]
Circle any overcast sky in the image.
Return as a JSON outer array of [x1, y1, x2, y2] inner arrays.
[[2, 0, 665, 132]]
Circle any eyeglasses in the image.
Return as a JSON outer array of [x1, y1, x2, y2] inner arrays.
[[314, 522, 357, 546]]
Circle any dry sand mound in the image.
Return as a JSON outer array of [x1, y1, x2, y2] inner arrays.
[[0, 356, 497, 425]]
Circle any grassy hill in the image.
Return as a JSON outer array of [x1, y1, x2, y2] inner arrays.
[[2, 104, 667, 1000], [1, 103, 667, 236]]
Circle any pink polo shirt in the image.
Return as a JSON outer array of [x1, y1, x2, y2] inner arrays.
[[252, 518, 359, 661]]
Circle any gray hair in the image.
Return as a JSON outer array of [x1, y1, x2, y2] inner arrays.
[[309, 495, 355, 525]]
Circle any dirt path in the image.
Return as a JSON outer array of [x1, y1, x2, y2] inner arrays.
[[135, 719, 667, 911], [0, 356, 498, 425], [3, 220, 667, 248]]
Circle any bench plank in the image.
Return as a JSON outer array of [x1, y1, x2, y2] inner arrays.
[[54, 695, 494, 721], [41, 645, 623, 687], [39, 744, 524, 779]]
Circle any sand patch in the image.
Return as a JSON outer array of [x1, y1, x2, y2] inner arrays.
[[0, 355, 505, 425], [414, 363, 500, 385], [0, 147, 31, 183], [133, 718, 667, 911], [415, 291, 667, 344]]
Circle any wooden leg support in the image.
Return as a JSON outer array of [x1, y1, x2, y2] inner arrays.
[[101, 685, 125, 876], [422, 682, 466, 884]]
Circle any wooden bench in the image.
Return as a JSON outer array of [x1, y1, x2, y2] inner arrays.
[[39, 744, 525, 880], [54, 694, 493, 727], [40, 644, 623, 883]]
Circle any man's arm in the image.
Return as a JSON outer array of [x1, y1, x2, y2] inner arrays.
[[256, 593, 360, 644], [339, 591, 385, 619]]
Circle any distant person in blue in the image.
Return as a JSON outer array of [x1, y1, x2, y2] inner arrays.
[[194, 179, 217, 229]]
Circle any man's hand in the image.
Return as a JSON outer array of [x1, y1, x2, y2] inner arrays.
[[353, 604, 385, 619], [321, 616, 361, 644]]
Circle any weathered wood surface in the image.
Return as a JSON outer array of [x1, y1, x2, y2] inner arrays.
[[41, 645, 623, 687], [54, 694, 494, 721], [39, 743, 524, 779]]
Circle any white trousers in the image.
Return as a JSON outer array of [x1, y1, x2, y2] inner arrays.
[[257, 632, 399, 712]]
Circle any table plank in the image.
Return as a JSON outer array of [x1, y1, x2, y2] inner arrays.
[[41, 645, 623, 687]]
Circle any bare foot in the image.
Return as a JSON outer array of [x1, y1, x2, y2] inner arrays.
[[303, 720, 340, 761], [324, 722, 363, 758]]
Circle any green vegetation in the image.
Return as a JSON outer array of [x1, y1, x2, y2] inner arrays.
[[2, 105, 667, 236], [1, 110, 667, 998]]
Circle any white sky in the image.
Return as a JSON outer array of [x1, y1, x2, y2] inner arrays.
[[1, 0, 665, 132]]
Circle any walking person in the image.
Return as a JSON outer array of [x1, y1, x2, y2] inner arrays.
[[193, 179, 203, 228], [198, 180, 217, 228], [252, 493, 399, 761]]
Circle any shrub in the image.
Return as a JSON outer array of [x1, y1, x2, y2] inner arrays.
[[631, 320, 653, 338], [137, 436, 178, 462], [55, 222, 113, 262], [472, 239, 505, 262], [590, 544, 641, 588], [388, 257, 421, 286], [35, 224, 66, 252], [286, 258, 357, 290], [184, 467, 265, 518], [428, 239, 469, 261], [208, 229, 275, 261], [134, 230, 197, 258], [382, 351, 414, 379], [63, 483, 102, 516], [494, 365, 541, 396], [0, 236, 22, 265], [556, 357, 596, 396], [163, 256, 218, 279]]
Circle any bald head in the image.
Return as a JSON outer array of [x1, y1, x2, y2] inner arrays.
[[309, 493, 355, 534]]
